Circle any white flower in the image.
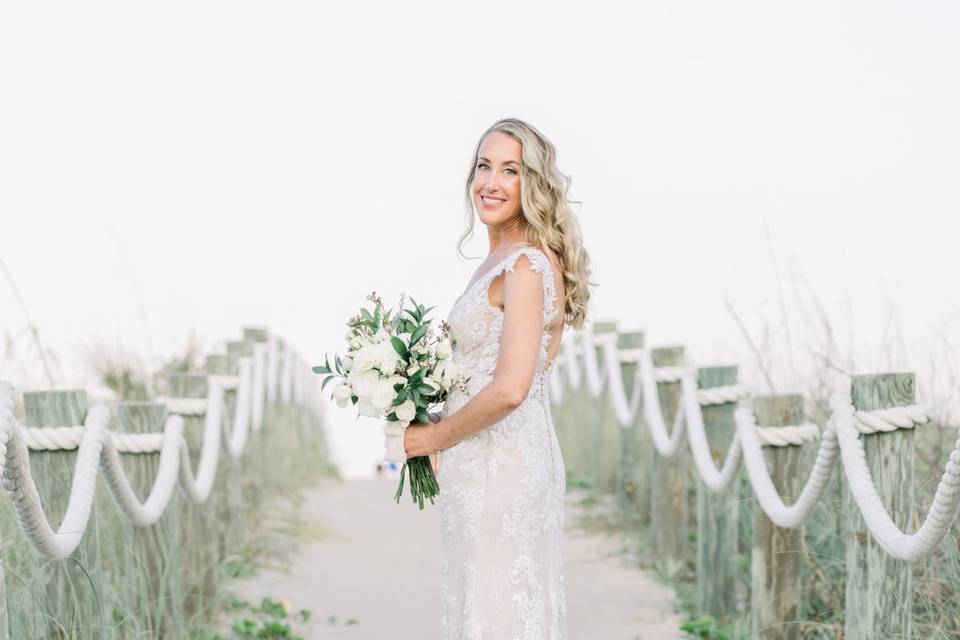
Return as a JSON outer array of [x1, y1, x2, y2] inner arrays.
[[374, 340, 403, 375], [341, 355, 353, 373], [370, 376, 403, 414], [346, 368, 379, 399], [406, 363, 420, 377], [436, 340, 452, 360], [433, 359, 460, 389], [373, 327, 390, 343], [351, 340, 401, 376], [333, 383, 352, 408], [394, 398, 417, 422], [421, 377, 440, 396]]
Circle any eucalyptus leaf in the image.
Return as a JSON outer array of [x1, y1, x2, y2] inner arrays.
[[391, 336, 409, 358], [409, 325, 428, 347]]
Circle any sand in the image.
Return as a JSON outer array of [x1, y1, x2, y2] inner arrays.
[[217, 475, 683, 639]]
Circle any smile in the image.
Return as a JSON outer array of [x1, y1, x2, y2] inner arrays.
[[481, 195, 505, 206]]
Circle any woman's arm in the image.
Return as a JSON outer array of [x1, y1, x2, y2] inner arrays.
[[404, 254, 545, 457]]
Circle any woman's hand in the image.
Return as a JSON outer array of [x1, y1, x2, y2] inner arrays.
[[403, 412, 442, 456], [402, 422, 436, 458], [403, 412, 443, 473]]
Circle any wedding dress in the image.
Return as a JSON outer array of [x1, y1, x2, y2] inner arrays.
[[437, 245, 567, 640]]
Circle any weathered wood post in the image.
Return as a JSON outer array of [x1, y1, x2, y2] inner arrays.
[[166, 373, 219, 622], [17, 390, 106, 634], [695, 365, 740, 621], [236, 331, 276, 490], [751, 394, 805, 640], [649, 345, 689, 563], [113, 401, 187, 637], [592, 320, 620, 495], [204, 350, 250, 557], [844, 373, 915, 638], [614, 330, 647, 525]]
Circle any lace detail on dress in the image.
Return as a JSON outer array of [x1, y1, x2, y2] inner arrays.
[[438, 246, 567, 639]]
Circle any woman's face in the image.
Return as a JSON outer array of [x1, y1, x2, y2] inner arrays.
[[472, 131, 523, 228]]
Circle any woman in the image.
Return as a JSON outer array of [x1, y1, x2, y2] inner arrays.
[[403, 117, 592, 639]]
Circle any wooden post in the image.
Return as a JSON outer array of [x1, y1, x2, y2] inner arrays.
[[166, 373, 219, 623], [695, 365, 740, 622], [17, 390, 105, 635], [649, 345, 689, 563], [591, 320, 619, 495], [751, 394, 805, 640], [614, 330, 647, 524], [114, 401, 187, 637], [242, 326, 268, 343], [844, 373, 915, 639], [204, 352, 250, 556]]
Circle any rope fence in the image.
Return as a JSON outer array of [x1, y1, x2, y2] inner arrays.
[[549, 319, 958, 638], [0, 326, 328, 639]]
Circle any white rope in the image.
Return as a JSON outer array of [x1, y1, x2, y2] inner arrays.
[[679, 373, 743, 492], [549, 328, 960, 561], [158, 398, 207, 416], [697, 384, 748, 406], [852, 404, 928, 434], [0, 328, 314, 560], [829, 393, 960, 561], [735, 407, 840, 528], [280, 343, 293, 403], [654, 366, 690, 383], [580, 324, 609, 398], [636, 348, 686, 457], [23, 426, 166, 453], [600, 337, 644, 427], [266, 335, 280, 404], [251, 343, 267, 430], [755, 423, 820, 447], [208, 374, 239, 391]]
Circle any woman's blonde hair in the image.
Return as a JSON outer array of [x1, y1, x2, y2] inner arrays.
[[458, 118, 594, 329]]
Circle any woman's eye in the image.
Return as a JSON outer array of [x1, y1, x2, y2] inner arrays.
[[477, 163, 488, 170], [505, 168, 517, 175]]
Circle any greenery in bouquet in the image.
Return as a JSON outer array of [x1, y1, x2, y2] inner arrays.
[[313, 291, 469, 509]]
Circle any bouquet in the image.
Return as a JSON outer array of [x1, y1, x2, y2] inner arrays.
[[313, 291, 470, 509]]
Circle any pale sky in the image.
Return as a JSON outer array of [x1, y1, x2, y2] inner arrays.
[[2, 1, 958, 477]]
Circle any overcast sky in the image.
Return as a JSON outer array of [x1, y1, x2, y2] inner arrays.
[[2, 1, 958, 476]]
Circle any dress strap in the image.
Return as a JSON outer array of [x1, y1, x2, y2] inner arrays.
[[494, 246, 560, 326]]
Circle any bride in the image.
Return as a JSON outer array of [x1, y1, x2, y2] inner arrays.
[[402, 117, 593, 639]]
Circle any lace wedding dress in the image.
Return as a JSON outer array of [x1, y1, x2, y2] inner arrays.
[[437, 246, 567, 640]]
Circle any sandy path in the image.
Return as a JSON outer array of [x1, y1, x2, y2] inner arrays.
[[218, 475, 683, 639]]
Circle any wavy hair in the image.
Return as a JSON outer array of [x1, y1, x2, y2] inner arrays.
[[457, 118, 594, 329]]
